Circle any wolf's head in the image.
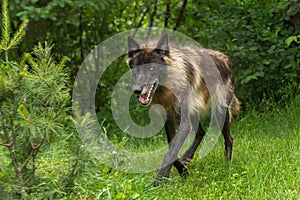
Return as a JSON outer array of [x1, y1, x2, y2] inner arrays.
[[126, 34, 169, 106]]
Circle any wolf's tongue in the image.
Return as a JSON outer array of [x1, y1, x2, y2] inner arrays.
[[139, 89, 151, 104]]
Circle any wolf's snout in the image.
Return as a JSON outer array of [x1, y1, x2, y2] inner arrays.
[[133, 85, 149, 95], [133, 89, 142, 95], [132, 85, 142, 95]]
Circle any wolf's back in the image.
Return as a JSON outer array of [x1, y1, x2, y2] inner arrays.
[[205, 48, 241, 121], [139, 41, 241, 120]]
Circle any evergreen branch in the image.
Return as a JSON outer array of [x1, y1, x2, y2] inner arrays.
[[0, 109, 19, 171], [24, 137, 44, 185], [19, 138, 44, 172], [24, 172, 34, 185], [26, 53, 40, 73], [21, 117, 49, 130], [0, 140, 14, 147], [17, 104, 28, 119], [19, 87, 45, 106], [56, 56, 69, 75], [0, 109, 11, 146], [7, 19, 29, 50], [0, 0, 10, 48], [20, 53, 31, 67], [0, 73, 14, 86], [10, 110, 18, 157], [31, 139, 44, 150], [19, 148, 34, 172]]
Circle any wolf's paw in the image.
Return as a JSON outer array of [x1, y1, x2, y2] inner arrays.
[[174, 160, 189, 177], [153, 174, 169, 187]]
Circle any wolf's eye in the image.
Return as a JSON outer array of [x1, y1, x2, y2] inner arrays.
[[149, 66, 155, 71]]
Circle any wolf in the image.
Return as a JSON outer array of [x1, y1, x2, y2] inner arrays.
[[126, 33, 241, 184]]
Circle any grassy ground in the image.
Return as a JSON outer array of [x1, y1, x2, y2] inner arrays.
[[65, 99, 299, 200], [1, 99, 299, 199]]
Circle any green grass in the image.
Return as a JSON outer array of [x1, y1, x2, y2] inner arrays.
[[65, 99, 299, 200], [1, 99, 299, 199]]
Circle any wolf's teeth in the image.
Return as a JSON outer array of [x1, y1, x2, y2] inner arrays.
[[141, 87, 148, 95]]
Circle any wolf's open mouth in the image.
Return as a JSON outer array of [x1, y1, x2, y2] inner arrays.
[[139, 80, 158, 106]]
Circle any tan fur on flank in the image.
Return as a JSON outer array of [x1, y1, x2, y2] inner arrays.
[[128, 41, 241, 121]]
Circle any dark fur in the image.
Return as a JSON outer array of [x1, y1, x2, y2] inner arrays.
[[127, 33, 241, 184]]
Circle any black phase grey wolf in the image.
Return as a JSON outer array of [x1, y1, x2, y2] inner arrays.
[[126, 33, 241, 184]]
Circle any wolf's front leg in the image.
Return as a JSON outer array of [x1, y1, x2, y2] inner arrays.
[[164, 113, 189, 177], [154, 110, 191, 185]]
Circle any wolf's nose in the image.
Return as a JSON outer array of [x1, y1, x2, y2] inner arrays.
[[133, 89, 141, 95]]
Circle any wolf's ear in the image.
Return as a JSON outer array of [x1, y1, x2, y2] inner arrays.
[[127, 36, 140, 57], [155, 33, 169, 55]]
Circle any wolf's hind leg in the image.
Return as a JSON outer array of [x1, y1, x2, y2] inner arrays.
[[222, 109, 233, 162]]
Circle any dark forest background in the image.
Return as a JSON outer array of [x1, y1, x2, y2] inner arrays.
[[9, 0, 300, 105]]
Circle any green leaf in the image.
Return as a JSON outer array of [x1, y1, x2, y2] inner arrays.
[[285, 36, 298, 47]]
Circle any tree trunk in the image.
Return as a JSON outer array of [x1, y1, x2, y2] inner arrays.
[[286, 0, 300, 31], [16, 169, 26, 195], [148, 0, 158, 37], [164, 0, 171, 28], [174, 0, 188, 31]]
